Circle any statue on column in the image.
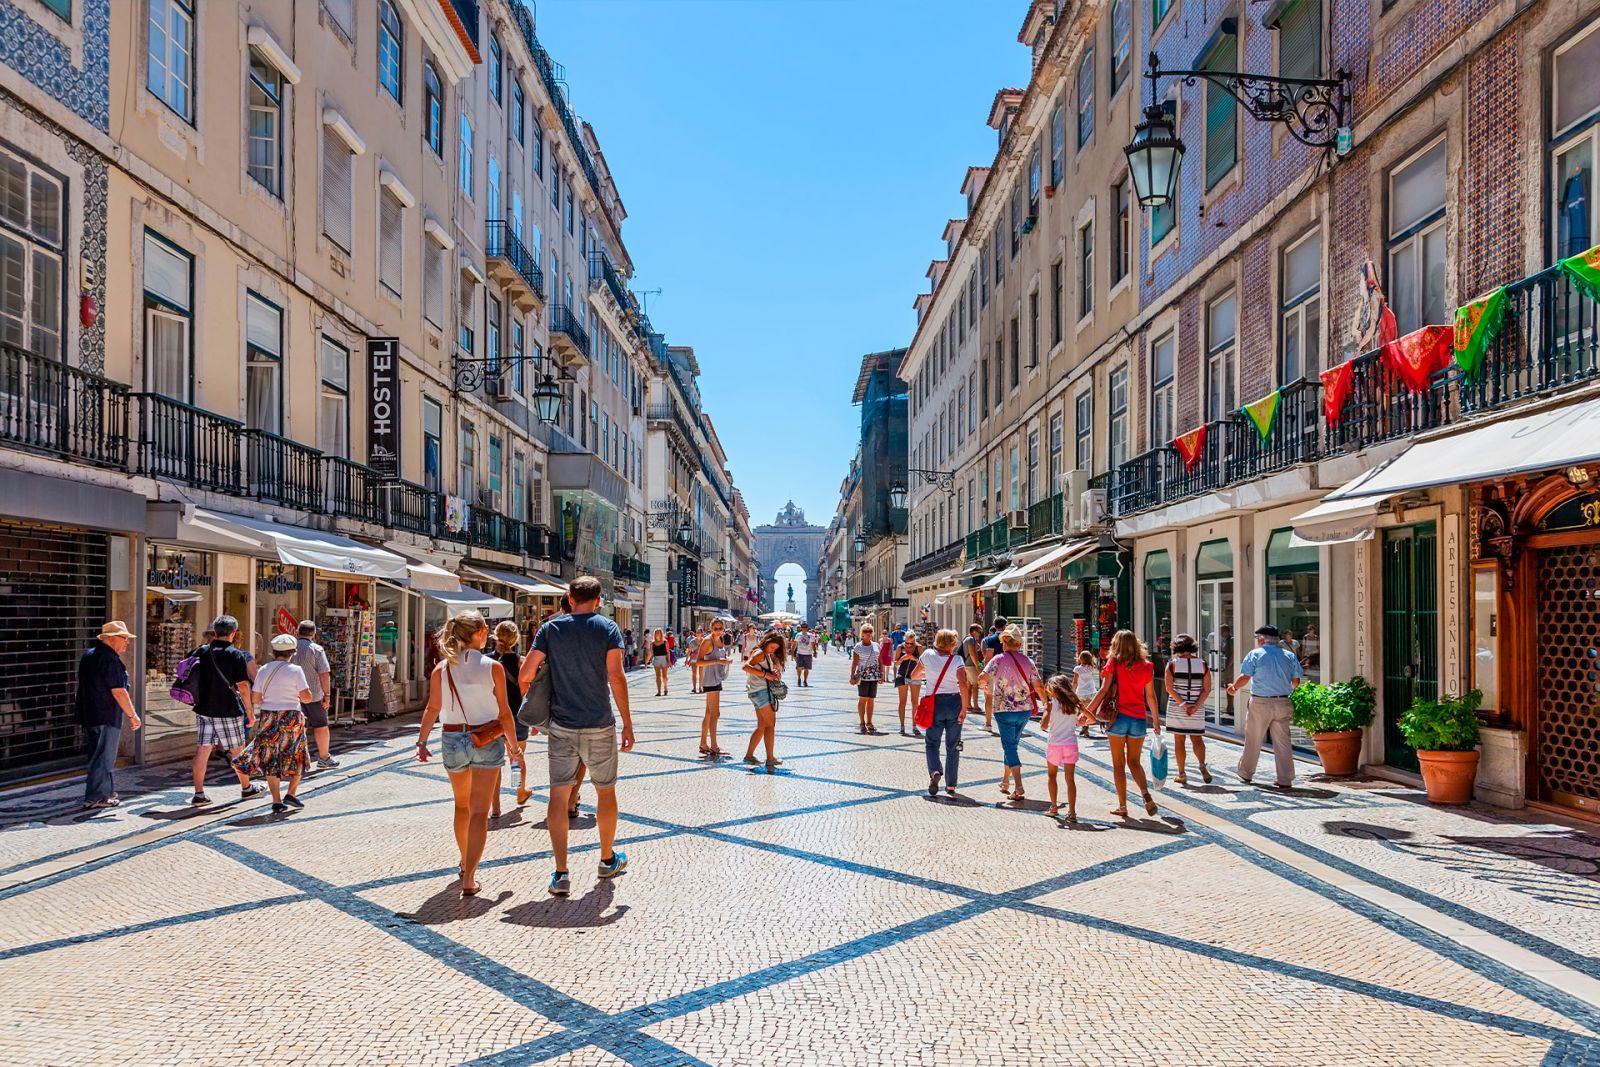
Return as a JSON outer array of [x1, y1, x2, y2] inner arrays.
[[784, 582, 797, 615]]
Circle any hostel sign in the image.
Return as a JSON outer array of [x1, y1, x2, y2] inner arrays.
[[367, 337, 401, 480]]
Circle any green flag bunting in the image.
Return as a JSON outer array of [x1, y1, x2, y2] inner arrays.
[[1559, 243, 1600, 305], [1240, 389, 1281, 445], [1452, 286, 1508, 380]]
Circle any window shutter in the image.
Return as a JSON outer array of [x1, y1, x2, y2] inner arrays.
[[379, 191, 403, 296], [322, 130, 353, 252], [1275, 0, 1322, 82], [1204, 35, 1238, 190], [423, 241, 443, 326]]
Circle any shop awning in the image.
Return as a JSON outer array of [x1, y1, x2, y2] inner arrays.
[[462, 565, 565, 597], [1008, 538, 1097, 591], [1289, 494, 1396, 546], [146, 585, 203, 604], [421, 585, 514, 618], [1324, 395, 1600, 501], [404, 562, 460, 592], [194, 509, 408, 579]]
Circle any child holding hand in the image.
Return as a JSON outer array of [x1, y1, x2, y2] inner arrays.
[[1041, 674, 1087, 823]]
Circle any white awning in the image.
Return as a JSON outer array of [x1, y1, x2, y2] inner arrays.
[[1325, 395, 1600, 501], [146, 585, 203, 604], [462, 565, 565, 597], [1008, 538, 1097, 591], [422, 586, 515, 618], [194, 510, 408, 580], [978, 566, 1018, 591], [1289, 494, 1395, 547]]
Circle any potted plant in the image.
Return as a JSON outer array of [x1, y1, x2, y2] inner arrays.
[[1290, 676, 1376, 776], [1398, 690, 1483, 805]]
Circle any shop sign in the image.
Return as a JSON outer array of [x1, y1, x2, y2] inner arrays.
[[148, 554, 212, 590], [1443, 515, 1462, 693], [366, 337, 401, 480], [257, 564, 304, 594], [1536, 491, 1600, 533]]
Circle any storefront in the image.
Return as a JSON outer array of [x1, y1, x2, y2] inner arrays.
[[143, 546, 217, 758], [463, 564, 565, 647]]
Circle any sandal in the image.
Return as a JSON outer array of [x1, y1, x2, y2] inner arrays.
[[1046, 804, 1059, 816], [462, 879, 481, 897], [1066, 810, 1078, 824], [1110, 807, 1129, 817], [1143, 795, 1158, 816], [1200, 766, 1213, 784], [1011, 790, 1026, 803], [1174, 774, 1189, 786]]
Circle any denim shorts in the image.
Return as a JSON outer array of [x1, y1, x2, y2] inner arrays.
[[748, 686, 777, 709], [1106, 713, 1149, 738], [440, 731, 506, 773]]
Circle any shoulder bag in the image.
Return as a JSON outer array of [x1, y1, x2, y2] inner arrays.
[[1095, 662, 1121, 725], [1005, 651, 1040, 718], [444, 663, 504, 748], [765, 655, 790, 702], [914, 655, 954, 730], [517, 657, 552, 731]]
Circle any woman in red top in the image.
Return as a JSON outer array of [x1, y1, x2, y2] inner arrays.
[[1085, 629, 1160, 818]]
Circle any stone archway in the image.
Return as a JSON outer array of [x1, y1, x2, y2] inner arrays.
[[754, 501, 827, 625]]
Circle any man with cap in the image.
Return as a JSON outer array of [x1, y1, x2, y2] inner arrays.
[[75, 622, 141, 808], [291, 620, 336, 769], [1226, 624, 1305, 788]]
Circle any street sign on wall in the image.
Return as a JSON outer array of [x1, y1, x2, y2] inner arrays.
[[366, 337, 400, 480]]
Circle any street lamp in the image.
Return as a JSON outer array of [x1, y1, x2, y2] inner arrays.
[[835, 565, 843, 581], [717, 555, 728, 575], [532, 375, 563, 424], [889, 482, 907, 510], [676, 518, 691, 542], [853, 529, 867, 554], [1124, 102, 1185, 209]]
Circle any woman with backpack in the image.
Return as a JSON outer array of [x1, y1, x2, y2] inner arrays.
[[980, 626, 1046, 803], [1085, 629, 1161, 818]]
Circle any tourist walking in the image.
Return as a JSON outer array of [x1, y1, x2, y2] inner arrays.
[[742, 631, 787, 769], [1040, 674, 1085, 821], [919, 629, 968, 797], [698, 620, 733, 757], [415, 610, 524, 896], [1164, 634, 1212, 785], [491, 620, 530, 817], [1085, 630, 1160, 818], [894, 633, 923, 737], [793, 623, 818, 686], [291, 621, 337, 769], [622, 628, 635, 671], [650, 629, 670, 696], [980, 626, 1044, 802], [240, 634, 314, 813], [850, 624, 884, 735], [523, 577, 634, 897], [979, 618, 1006, 731], [1073, 650, 1100, 737], [960, 624, 986, 739], [666, 629, 677, 667], [687, 628, 703, 693], [75, 621, 141, 809], [1226, 624, 1305, 789], [190, 616, 263, 806]]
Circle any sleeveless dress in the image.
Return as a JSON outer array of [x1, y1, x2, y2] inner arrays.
[[1165, 654, 1208, 734]]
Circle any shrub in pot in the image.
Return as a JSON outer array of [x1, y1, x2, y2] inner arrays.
[[1289, 676, 1376, 776], [1398, 690, 1483, 805]]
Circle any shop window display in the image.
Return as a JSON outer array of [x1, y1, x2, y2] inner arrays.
[[144, 548, 212, 745], [1265, 529, 1320, 682], [317, 580, 376, 722]]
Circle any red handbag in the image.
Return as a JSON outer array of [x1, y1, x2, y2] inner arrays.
[[914, 655, 955, 730]]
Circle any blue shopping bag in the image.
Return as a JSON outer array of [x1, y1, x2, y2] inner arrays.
[[1148, 731, 1169, 788]]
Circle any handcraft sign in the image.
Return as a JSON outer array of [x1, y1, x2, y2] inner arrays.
[[367, 337, 400, 479]]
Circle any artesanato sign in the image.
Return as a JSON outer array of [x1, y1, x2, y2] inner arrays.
[[367, 337, 400, 480]]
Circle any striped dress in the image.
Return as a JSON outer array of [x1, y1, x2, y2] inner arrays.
[[1165, 654, 1208, 735]]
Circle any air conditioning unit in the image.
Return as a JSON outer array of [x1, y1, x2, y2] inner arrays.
[[485, 375, 515, 400], [1080, 488, 1111, 529], [478, 489, 501, 511], [1008, 509, 1029, 531]]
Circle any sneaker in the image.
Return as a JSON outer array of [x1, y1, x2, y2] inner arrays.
[[271, 802, 288, 813], [240, 783, 265, 800], [190, 792, 211, 806], [282, 794, 305, 809], [549, 871, 572, 896], [597, 852, 629, 879], [316, 757, 340, 770], [928, 771, 941, 796]]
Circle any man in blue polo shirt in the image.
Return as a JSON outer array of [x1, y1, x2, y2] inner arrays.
[[1226, 624, 1305, 789]]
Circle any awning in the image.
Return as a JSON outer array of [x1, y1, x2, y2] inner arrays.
[[381, 543, 463, 592], [146, 585, 203, 604], [1289, 494, 1395, 546], [1011, 538, 1098, 590], [978, 567, 1017, 591], [194, 509, 408, 580], [1325, 395, 1600, 501], [462, 565, 565, 597], [421, 585, 514, 618]]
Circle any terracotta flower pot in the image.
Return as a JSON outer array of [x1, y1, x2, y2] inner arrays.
[[1415, 749, 1480, 805], [1311, 729, 1363, 777]]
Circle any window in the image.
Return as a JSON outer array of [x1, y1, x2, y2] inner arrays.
[[512, 453, 527, 520], [564, 178, 574, 232], [551, 165, 561, 208], [1111, 0, 1132, 93], [510, 319, 524, 393], [1153, 0, 1173, 29], [1029, 292, 1040, 368], [142, 232, 192, 399], [994, 227, 1004, 281], [247, 51, 283, 197], [1109, 365, 1129, 467], [1151, 94, 1179, 244], [319, 337, 349, 458], [379, 189, 404, 298], [968, 273, 978, 323], [1203, 32, 1239, 189], [1206, 291, 1238, 421], [532, 117, 545, 178], [1281, 230, 1322, 382], [1472, 565, 1499, 710], [244, 292, 282, 433], [422, 397, 442, 491], [512, 79, 525, 143], [1273, 0, 1323, 81], [1050, 261, 1063, 346], [1551, 24, 1600, 261], [1011, 187, 1023, 256], [147, 0, 194, 122], [980, 352, 989, 412], [1009, 316, 1020, 387], [1028, 147, 1042, 216], [1266, 529, 1321, 683], [1050, 103, 1066, 186], [981, 250, 990, 304], [486, 294, 501, 379], [458, 423, 476, 498], [0, 147, 64, 356], [488, 32, 502, 105], [1008, 445, 1020, 510], [487, 155, 501, 222], [488, 435, 503, 503], [1078, 220, 1095, 319], [423, 236, 445, 327], [1077, 49, 1095, 147], [423, 63, 443, 155], [378, 1, 407, 104], [1150, 331, 1175, 445], [324, 0, 353, 36], [1112, 179, 1131, 283], [1387, 138, 1448, 334], [458, 115, 473, 197], [321, 128, 354, 252], [1075, 391, 1093, 471]]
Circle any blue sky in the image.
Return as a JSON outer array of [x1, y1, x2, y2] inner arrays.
[[532, 0, 1025, 529]]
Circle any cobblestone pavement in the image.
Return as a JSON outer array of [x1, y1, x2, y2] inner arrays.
[[3, 652, 1600, 1065]]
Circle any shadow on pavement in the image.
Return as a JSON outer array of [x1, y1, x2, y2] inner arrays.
[[500, 880, 630, 929], [404, 887, 514, 924]]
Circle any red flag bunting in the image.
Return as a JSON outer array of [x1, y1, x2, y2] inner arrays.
[[1381, 324, 1455, 393], [1320, 359, 1356, 426], [1172, 424, 1208, 471]]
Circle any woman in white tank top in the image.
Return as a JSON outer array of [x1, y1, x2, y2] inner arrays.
[[1163, 633, 1212, 785], [415, 611, 523, 897]]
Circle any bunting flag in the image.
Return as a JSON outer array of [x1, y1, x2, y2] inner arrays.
[[1240, 389, 1282, 445], [1173, 424, 1208, 471], [1320, 359, 1356, 426], [1558, 242, 1600, 304], [1382, 324, 1455, 392], [1452, 287, 1508, 380]]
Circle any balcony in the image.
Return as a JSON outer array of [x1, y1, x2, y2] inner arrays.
[[382, 481, 439, 537], [1458, 263, 1599, 416], [1225, 379, 1321, 482], [965, 516, 1028, 561], [589, 251, 629, 310], [243, 428, 322, 512], [443, 0, 480, 50], [614, 555, 651, 583], [486, 221, 545, 311], [696, 593, 729, 611], [134, 393, 246, 494], [0, 343, 130, 470], [903, 538, 964, 583], [1027, 493, 1065, 542], [548, 304, 591, 365], [322, 456, 384, 524], [1321, 348, 1452, 459]]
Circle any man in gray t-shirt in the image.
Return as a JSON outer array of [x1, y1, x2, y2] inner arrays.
[[292, 621, 336, 768]]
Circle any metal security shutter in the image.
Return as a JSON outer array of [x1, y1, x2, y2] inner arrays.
[[1204, 34, 1238, 190], [1037, 584, 1065, 677], [1536, 546, 1600, 810], [379, 191, 403, 297], [322, 129, 353, 252], [0, 521, 109, 778]]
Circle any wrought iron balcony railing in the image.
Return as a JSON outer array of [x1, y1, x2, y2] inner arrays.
[[548, 304, 591, 362], [486, 221, 545, 302], [0, 343, 129, 470], [134, 393, 246, 494], [1458, 263, 1600, 416]]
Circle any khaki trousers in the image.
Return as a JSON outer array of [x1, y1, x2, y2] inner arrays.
[[1237, 696, 1294, 787]]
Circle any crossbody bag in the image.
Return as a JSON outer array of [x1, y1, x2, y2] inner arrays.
[[914, 655, 955, 730]]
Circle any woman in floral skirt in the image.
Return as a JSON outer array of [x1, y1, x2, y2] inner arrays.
[[238, 633, 314, 812]]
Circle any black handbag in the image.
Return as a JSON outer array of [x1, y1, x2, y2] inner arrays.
[[517, 659, 552, 730]]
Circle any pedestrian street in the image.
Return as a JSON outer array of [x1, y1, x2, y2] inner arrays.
[[2, 652, 1599, 1067]]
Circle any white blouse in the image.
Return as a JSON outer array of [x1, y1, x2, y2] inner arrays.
[[252, 660, 309, 711], [438, 648, 501, 726]]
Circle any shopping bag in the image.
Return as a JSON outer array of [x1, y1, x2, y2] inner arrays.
[[1148, 731, 1169, 789]]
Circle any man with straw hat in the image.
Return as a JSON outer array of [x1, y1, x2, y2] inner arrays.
[[75, 621, 141, 809]]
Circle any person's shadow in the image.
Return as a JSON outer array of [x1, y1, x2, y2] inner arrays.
[[399, 885, 513, 925], [500, 879, 629, 929]]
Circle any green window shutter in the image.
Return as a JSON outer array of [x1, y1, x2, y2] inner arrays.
[[1274, 0, 1322, 81], [1204, 34, 1238, 190], [41, 0, 71, 17]]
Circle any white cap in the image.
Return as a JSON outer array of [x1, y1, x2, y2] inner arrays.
[[269, 633, 298, 652]]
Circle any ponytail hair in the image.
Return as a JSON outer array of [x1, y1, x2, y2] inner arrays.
[[438, 610, 488, 666], [493, 620, 521, 654]]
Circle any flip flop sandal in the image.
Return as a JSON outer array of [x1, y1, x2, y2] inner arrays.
[[1109, 807, 1129, 817]]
